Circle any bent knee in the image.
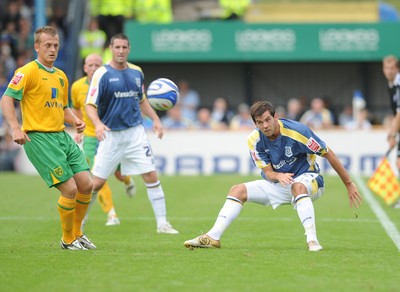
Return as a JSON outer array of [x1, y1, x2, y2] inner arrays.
[[228, 184, 247, 203]]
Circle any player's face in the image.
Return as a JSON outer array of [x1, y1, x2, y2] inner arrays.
[[254, 110, 279, 139], [110, 38, 130, 64], [84, 56, 103, 80], [383, 61, 398, 82], [34, 33, 59, 67]]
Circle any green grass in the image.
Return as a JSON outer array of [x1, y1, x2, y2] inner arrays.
[[0, 173, 399, 291]]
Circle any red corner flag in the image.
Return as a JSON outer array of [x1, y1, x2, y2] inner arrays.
[[368, 156, 400, 205]]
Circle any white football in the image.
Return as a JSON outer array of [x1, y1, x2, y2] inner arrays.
[[146, 78, 179, 111]]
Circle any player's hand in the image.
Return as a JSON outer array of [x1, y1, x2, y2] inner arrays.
[[346, 182, 362, 209], [74, 132, 83, 143], [75, 119, 86, 133], [95, 123, 110, 141], [153, 120, 164, 139], [12, 128, 31, 145], [276, 172, 294, 187], [387, 133, 397, 149]]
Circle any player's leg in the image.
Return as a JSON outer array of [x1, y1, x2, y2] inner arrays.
[[66, 133, 96, 249], [55, 179, 81, 249], [122, 125, 177, 233], [83, 131, 122, 229], [98, 182, 120, 226], [141, 170, 178, 234], [114, 167, 136, 198], [184, 184, 246, 249], [292, 173, 324, 251], [184, 179, 289, 249], [23, 132, 87, 250]]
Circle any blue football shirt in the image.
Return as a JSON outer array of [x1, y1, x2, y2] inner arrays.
[[248, 118, 328, 179], [86, 63, 144, 130]]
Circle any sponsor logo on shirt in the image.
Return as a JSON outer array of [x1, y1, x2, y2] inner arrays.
[[11, 72, 24, 85], [114, 90, 138, 98], [109, 78, 119, 82], [307, 138, 321, 152]]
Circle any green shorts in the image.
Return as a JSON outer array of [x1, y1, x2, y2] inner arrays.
[[24, 131, 89, 188], [83, 136, 98, 168]]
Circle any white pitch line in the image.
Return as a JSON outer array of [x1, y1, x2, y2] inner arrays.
[[354, 176, 400, 251]]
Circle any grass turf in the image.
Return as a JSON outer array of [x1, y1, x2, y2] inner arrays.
[[0, 173, 399, 291]]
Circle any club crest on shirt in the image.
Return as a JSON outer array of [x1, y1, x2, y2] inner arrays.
[[285, 146, 293, 157], [11, 72, 24, 85], [307, 138, 321, 152], [53, 166, 63, 177], [135, 78, 141, 88]]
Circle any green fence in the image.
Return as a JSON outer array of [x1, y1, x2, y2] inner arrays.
[[125, 21, 400, 62]]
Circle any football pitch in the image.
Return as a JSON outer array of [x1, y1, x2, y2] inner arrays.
[[0, 173, 399, 291]]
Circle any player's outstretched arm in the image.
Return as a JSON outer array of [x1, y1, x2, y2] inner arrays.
[[323, 148, 362, 208]]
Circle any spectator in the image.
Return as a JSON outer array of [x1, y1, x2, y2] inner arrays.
[[177, 79, 200, 123], [79, 17, 107, 60], [300, 97, 334, 129], [135, 0, 173, 23], [161, 104, 192, 130], [211, 97, 234, 130], [344, 108, 372, 130], [230, 103, 254, 130], [219, 0, 251, 20], [193, 107, 216, 130], [286, 98, 304, 121], [90, 0, 132, 41], [338, 104, 354, 127]]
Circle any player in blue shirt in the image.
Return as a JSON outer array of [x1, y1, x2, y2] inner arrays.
[[85, 33, 178, 234], [184, 101, 362, 251]]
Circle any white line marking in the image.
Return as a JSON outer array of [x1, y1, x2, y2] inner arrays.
[[354, 176, 400, 251], [0, 216, 379, 223]]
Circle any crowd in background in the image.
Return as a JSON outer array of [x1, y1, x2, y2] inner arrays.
[[0, 0, 399, 172]]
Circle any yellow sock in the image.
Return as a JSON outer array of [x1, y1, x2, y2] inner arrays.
[[73, 192, 92, 237], [122, 176, 131, 185], [98, 182, 114, 213], [58, 196, 76, 244]]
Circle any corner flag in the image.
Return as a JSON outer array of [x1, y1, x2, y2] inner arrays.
[[367, 155, 400, 206]]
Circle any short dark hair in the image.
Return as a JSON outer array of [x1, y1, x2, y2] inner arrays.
[[250, 101, 276, 123], [110, 33, 130, 46]]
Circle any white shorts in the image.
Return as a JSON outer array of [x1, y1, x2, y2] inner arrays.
[[245, 172, 325, 209], [91, 125, 156, 179]]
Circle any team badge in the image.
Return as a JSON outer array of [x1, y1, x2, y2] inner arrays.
[[285, 146, 293, 157], [135, 78, 141, 88], [11, 72, 24, 85], [307, 138, 321, 152], [59, 78, 64, 87], [54, 166, 63, 177]]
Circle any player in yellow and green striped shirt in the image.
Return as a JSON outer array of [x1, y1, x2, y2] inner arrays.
[[1, 26, 95, 251]]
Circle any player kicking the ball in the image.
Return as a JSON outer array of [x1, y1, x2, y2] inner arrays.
[[184, 101, 362, 251]]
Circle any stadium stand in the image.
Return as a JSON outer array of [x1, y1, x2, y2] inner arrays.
[[244, 2, 380, 23]]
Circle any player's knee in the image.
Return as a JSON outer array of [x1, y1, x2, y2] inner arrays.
[[291, 182, 307, 196], [228, 184, 247, 202]]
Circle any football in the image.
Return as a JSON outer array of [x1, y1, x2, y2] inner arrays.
[[146, 78, 179, 111]]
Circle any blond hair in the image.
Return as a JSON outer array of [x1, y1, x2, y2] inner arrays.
[[34, 26, 58, 44]]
